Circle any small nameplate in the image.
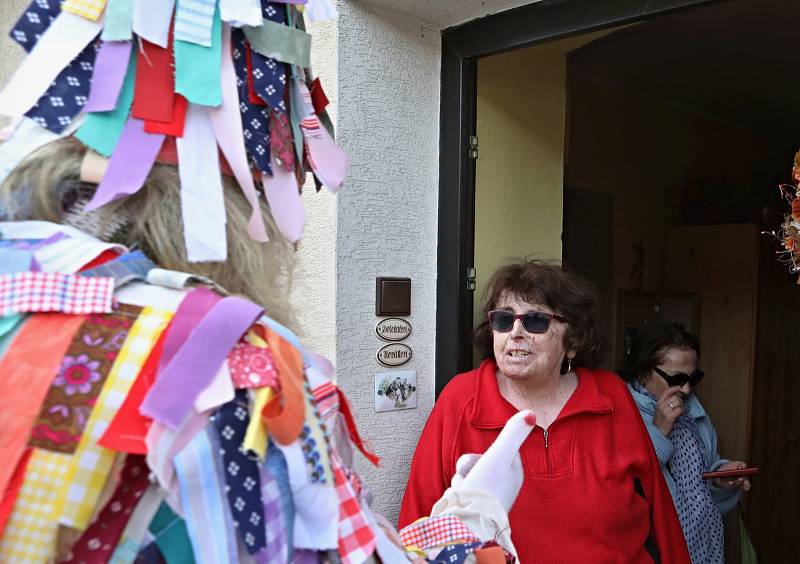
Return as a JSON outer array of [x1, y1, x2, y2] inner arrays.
[[376, 343, 412, 367], [375, 317, 412, 342]]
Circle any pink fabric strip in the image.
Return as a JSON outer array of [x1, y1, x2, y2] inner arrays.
[[84, 40, 134, 112], [295, 79, 349, 192], [0, 272, 114, 316], [261, 157, 304, 243], [85, 117, 166, 211], [208, 24, 269, 243]]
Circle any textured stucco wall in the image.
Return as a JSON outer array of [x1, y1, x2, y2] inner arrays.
[[335, 2, 440, 524], [290, 16, 338, 364], [0, 2, 27, 128]]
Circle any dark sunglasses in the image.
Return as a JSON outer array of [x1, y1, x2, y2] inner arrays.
[[653, 366, 704, 388], [487, 310, 567, 334]]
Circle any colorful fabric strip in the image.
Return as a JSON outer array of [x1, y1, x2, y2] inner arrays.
[[84, 117, 166, 211], [0, 449, 73, 563], [148, 502, 198, 564], [0, 448, 32, 538], [177, 104, 228, 262], [174, 427, 239, 564], [228, 338, 279, 389], [209, 25, 270, 243], [29, 304, 142, 454], [102, 0, 135, 41], [98, 323, 168, 454], [254, 464, 288, 563], [0, 11, 103, 120], [62, 455, 151, 563], [9, 0, 62, 54], [219, 0, 262, 27], [296, 79, 349, 192], [333, 456, 377, 564], [80, 250, 157, 287], [399, 515, 481, 550], [231, 29, 272, 175], [62, 0, 109, 21], [133, 33, 176, 123], [84, 39, 133, 113], [59, 307, 173, 530], [24, 38, 99, 134], [108, 485, 165, 564], [132, 0, 175, 48], [175, 0, 217, 47], [262, 156, 304, 243], [212, 391, 267, 553], [76, 45, 138, 157], [141, 296, 263, 429], [243, 18, 312, 68], [174, 2, 222, 106], [0, 271, 114, 316]]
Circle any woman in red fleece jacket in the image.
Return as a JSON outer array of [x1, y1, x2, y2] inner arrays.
[[399, 260, 690, 563]]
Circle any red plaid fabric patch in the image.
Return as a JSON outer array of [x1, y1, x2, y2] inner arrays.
[[0, 272, 115, 316], [333, 457, 376, 564], [399, 514, 480, 550]]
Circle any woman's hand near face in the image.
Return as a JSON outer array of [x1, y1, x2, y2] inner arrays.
[[713, 460, 752, 492], [653, 386, 686, 436]]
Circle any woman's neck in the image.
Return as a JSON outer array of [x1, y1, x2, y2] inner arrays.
[[496, 369, 578, 428]]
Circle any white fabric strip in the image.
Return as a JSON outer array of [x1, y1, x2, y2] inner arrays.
[[0, 11, 104, 119], [176, 104, 228, 262], [132, 0, 176, 47], [219, 0, 262, 27]]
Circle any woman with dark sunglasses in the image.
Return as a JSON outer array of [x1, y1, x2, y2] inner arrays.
[[622, 323, 750, 564], [399, 260, 690, 563]]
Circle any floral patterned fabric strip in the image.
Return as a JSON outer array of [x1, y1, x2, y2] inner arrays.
[[28, 304, 143, 454]]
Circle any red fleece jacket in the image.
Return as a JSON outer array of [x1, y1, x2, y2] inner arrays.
[[399, 360, 690, 564]]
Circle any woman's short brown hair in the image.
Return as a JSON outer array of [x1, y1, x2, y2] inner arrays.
[[472, 259, 608, 369]]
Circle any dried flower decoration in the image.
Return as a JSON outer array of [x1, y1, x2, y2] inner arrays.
[[765, 149, 800, 280]]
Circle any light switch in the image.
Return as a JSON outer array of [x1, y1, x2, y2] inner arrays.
[[376, 277, 411, 316]]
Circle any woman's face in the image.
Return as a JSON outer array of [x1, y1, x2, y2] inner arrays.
[[492, 293, 570, 382], [644, 346, 697, 398]]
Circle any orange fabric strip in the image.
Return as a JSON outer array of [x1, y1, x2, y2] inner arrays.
[[0, 313, 86, 495], [260, 326, 305, 445]]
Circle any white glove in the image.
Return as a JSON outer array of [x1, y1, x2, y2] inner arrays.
[[455, 410, 536, 512]]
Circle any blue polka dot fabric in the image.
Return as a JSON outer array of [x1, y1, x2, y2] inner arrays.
[[211, 390, 266, 554], [671, 415, 724, 563], [9, 0, 101, 134]]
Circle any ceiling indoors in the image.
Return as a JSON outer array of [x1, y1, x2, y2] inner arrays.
[[568, 0, 800, 142]]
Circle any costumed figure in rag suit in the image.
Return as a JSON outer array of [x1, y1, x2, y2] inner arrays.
[[0, 1, 536, 563]]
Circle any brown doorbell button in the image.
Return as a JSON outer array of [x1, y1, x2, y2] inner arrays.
[[376, 277, 411, 316]]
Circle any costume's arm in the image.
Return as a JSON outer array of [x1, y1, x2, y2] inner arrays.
[[398, 400, 452, 529], [705, 423, 742, 515]]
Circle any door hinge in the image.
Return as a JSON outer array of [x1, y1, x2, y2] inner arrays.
[[468, 135, 478, 159], [466, 267, 477, 291]]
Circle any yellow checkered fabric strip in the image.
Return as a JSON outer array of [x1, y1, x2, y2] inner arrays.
[[61, 0, 108, 21], [59, 307, 172, 530], [0, 449, 72, 563]]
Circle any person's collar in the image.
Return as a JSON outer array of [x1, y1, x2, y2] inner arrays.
[[468, 360, 613, 429], [627, 381, 707, 420]]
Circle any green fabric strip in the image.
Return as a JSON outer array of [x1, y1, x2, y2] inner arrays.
[[174, 4, 222, 107], [75, 48, 137, 157], [0, 315, 25, 357], [243, 19, 311, 68], [102, 0, 135, 41], [149, 502, 196, 564]]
